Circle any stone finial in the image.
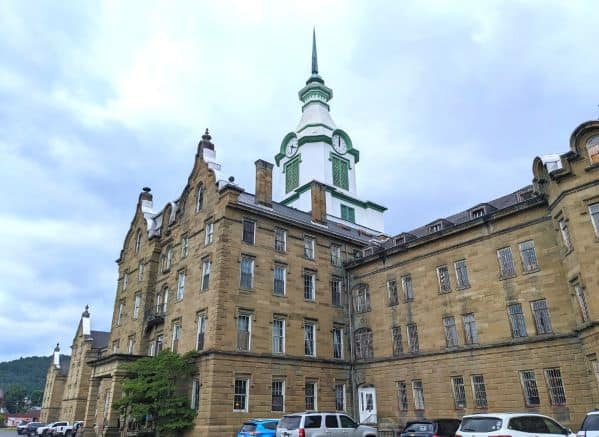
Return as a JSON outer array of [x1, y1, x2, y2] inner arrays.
[[82, 305, 90, 318], [198, 128, 215, 152]]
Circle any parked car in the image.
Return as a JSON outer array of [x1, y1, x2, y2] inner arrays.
[[457, 413, 574, 437], [276, 411, 378, 437], [17, 421, 31, 435], [52, 421, 83, 436], [25, 423, 46, 437], [238, 418, 279, 436], [578, 411, 599, 437], [36, 422, 68, 436], [401, 419, 461, 437]]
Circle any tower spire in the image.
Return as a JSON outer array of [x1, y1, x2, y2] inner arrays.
[[312, 27, 318, 75]]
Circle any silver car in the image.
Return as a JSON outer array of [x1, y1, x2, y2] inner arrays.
[[276, 412, 378, 437]]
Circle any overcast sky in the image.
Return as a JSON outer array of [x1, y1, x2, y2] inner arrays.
[[0, 0, 597, 363]]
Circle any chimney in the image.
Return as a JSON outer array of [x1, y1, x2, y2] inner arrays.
[[53, 343, 60, 369], [310, 180, 327, 224], [82, 305, 91, 336], [255, 160, 274, 207], [139, 187, 153, 211]]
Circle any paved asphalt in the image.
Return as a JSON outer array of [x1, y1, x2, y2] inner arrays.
[[0, 430, 17, 436]]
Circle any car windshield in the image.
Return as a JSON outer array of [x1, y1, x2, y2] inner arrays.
[[279, 416, 301, 430], [240, 423, 256, 432], [460, 417, 503, 432], [582, 416, 599, 431], [405, 423, 434, 432]]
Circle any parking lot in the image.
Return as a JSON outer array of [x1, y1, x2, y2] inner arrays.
[[0, 430, 17, 436]]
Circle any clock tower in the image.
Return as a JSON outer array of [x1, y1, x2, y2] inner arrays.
[[274, 30, 386, 232]]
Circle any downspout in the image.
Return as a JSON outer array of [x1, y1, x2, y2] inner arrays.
[[345, 263, 357, 421]]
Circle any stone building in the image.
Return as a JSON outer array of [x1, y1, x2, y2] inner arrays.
[[40, 308, 108, 424], [42, 35, 599, 435]]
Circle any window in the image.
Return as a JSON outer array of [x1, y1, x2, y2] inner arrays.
[[354, 328, 373, 360], [589, 203, 599, 236], [155, 334, 163, 354], [402, 275, 414, 300], [201, 258, 211, 291], [240, 256, 255, 289], [559, 219, 573, 251], [242, 219, 256, 244], [330, 244, 342, 266], [407, 324, 419, 353], [305, 382, 317, 410], [517, 240, 539, 272], [274, 264, 286, 296], [196, 185, 204, 212], [392, 326, 403, 356], [171, 321, 181, 352], [303, 270, 316, 301], [430, 223, 442, 233], [520, 370, 540, 406], [575, 283, 590, 322], [117, 301, 124, 326], [233, 378, 249, 411], [180, 234, 189, 259], [341, 205, 355, 223], [304, 236, 315, 260], [451, 376, 467, 409], [454, 260, 470, 289], [304, 322, 316, 356], [436, 265, 451, 293], [412, 380, 425, 410], [237, 314, 251, 351], [531, 299, 552, 334], [162, 246, 173, 273], [196, 312, 207, 351], [332, 328, 343, 359], [133, 293, 141, 320], [127, 336, 135, 354], [463, 313, 478, 344], [353, 284, 371, 313], [331, 277, 342, 306], [112, 340, 119, 354], [160, 287, 169, 314], [443, 316, 459, 347], [387, 280, 399, 306], [134, 229, 142, 254], [138, 261, 145, 281], [335, 384, 345, 411], [471, 375, 488, 408], [392, 382, 407, 413], [274, 227, 287, 252], [191, 378, 200, 410], [305, 415, 322, 428], [471, 208, 485, 219], [176, 270, 185, 300], [497, 247, 516, 278], [204, 220, 214, 245], [508, 303, 527, 338], [285, 157, 300, 193], [588, 135, 599, 164], [272, 380, 284, 412], [332, 155, 349, 190], [591, 359, 599, 386], [544, 368, 566, 405], [272, 318, 285, 354], [123, 271, 129, 290]]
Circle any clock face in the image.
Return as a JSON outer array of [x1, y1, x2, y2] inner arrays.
[[286, 137, 298, 157], [332, 134, 347, 154]]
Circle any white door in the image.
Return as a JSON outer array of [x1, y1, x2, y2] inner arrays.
[[358, 386, 377, 424]]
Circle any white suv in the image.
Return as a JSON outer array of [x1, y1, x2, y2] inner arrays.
[[578, 411, 599, 437], [276, 412, 378, 437], [457, 413, 574, 437]]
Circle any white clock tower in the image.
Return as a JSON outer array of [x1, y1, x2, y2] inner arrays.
[[274, 30, 386, 232]]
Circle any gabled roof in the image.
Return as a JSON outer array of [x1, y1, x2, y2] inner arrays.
[[90, 330, 110, 350]]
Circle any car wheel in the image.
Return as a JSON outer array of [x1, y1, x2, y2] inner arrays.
[[66, 432, 71, 437]]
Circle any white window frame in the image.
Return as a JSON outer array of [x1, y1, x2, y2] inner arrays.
[[303, 270, 316, 301], [305, 381, 318, 410], [331, 244, 342, 266], [412, 380, 425, 410], [497, 246, 516, 278], [233, 378, 249, 412], [471, 374, 488, 409], [117, 301, 124, 326], [454, 259, 470, 289], [589, 203, 599, 236], [201, 258, 211, 291], [133, 293, 141, 320], [335, 383, 346, 411], [134, 230, 142, 254], [407, 324, 419, 353], [531, 299, 552, 334], [463, 313, 478, 344], [304, 236, 315, 260], [544, 367, 567, 406], [574, 283, 590, 322], [123, 271, 129, 290], [273, 264, 286, 296], [520, 369, 540, 406], [519, 240, 539, 272], [332, 327, 343, 359], [176, 270, 185, 301], [191, 378, 201, 410], [242, 219, 256, 245], [205, 220, 214, 245], [274, 227, 287, 252], [331, 277, 342, 306], [443, 316, 458, 347], [240, 256, 255, 290], [237, 313, 252, 352], [271, 379, 285, 412], [196, 312, 207, 351], [401, 275, 414, 301], [138, 261, 144, 281], [181, 234, 189, 258], [387, 279, 399, 305], [171, 321, 182, 351], [451, 376, 467, 409], [559, 218, 573, 251], [304, 321, 316, 357], [272, 318, 285, 354], [162, 287, 169, 314], [436, 265, 451, 293], [397, 381, 408, 411], [195, 185, 204, 213], [127, 336, 135, 354]]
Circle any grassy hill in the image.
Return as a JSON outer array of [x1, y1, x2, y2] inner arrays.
[[0, 355, 70, 413]]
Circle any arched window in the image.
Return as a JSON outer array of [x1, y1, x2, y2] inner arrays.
[[354, 328, 373, 360], [134, 229, 142, 254], [587, 135, 599, 165], [353, 284, 370, 313], [196, 184, 205, 212]]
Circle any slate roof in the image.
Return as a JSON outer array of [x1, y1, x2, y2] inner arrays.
[[236, 192, 376, 244], [90, 330, 110, 350]]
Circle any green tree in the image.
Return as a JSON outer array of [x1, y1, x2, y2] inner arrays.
[[114, 350, 197, 436], [4, 384, 27, 413]]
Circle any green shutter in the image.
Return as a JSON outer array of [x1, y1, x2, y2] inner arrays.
[[332, 155, 349, 190], [285, 158, 300, 193], [341, 205, 355, 223]]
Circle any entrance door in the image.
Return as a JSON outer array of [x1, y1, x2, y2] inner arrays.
[[358, 386, 377, 424]]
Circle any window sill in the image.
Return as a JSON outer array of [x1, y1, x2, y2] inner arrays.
[[388, 302, 399, 307], [499, 273, 517, 281], [403, 298, 414, 303], [584, 162, 599, 172], [456, 285, 471, 291], [522, 267, 541, 275], [438, 290, 452, 295], [304, 299, 316, 303], [273, 293, 287, 298], [242, 240, 255, 246], [239, 288, 254, 293]]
